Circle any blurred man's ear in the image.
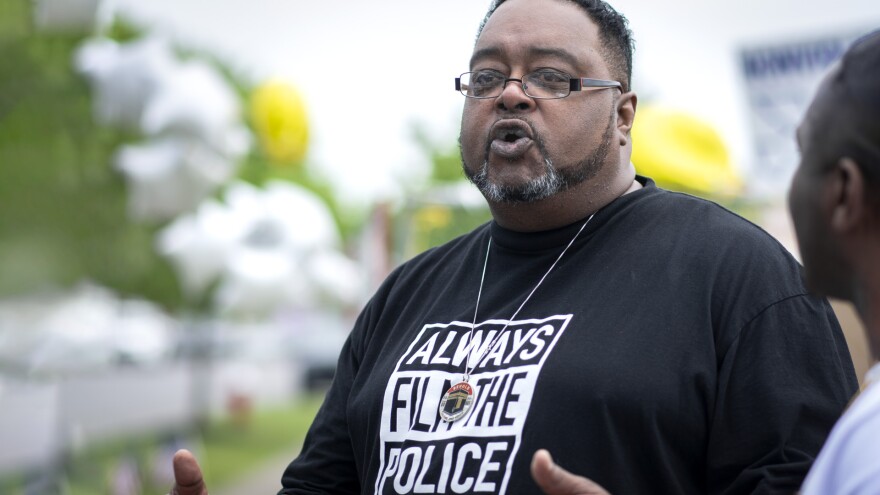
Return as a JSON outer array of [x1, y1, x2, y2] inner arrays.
[[829, 157, 868, 233]]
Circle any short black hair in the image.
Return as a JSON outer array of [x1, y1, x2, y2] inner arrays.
[[476, 0, 634, 92], [827, 30, 880, 193]]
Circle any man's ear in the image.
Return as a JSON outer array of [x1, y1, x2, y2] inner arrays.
[[616, 91, 637, 146], [829, 157, 867, 233]]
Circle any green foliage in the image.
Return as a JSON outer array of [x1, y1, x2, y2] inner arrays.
[[0, 0, 30, 42], [398, 121, 492, 260], [106, 18, 145, 43], [0, 0, 182, 308], [410, 121, 464, 183], [395, 204, 491, 261]]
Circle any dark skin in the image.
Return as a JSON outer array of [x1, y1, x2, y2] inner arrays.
[[459, 0, 638, 233], [172, 0, 636, 492], [789, 62, 880, 361], [171, 450, 206, 495]]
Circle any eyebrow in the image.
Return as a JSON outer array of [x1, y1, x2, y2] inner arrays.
[[470, 46, 582, 70]]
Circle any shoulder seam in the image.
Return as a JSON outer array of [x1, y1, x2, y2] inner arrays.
[[726, 292, 814, 350]]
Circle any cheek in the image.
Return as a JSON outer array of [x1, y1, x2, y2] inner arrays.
[[788, 173, 815, 250], [536, 113, 579, 156], [787, 172, 806, 228], [460, 105, 487, 160], [788, 166, 823, 236], [787, 170, 831, 289], [550, 103, 612, 154]]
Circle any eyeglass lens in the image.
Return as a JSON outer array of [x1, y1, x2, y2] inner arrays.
[[460, 69, 571, 99]]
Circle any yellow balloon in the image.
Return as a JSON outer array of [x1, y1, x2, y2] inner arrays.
[[250, 79, 310, 164], [631, 106, 742, 197]]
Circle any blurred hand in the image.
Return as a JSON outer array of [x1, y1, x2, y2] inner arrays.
[[171, 449, 208, 495], [531, 449, 611, 495]]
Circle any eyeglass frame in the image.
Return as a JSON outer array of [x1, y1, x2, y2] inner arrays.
[[455, 70, 622, 100]]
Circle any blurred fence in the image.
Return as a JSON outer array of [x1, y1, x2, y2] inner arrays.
[[0, 359, 302, 476]]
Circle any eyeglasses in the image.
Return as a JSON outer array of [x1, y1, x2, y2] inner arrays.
[[455, 69, 621, 99]]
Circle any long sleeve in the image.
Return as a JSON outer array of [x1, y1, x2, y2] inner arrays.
[[279, 318, 365, 494]]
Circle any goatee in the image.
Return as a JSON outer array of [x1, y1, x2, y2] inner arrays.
[[460, 109, 615, 204]]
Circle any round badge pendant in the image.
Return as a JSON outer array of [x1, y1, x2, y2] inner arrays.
[[438, 381, 475, 422]]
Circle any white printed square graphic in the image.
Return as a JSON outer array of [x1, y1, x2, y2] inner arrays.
[[375, 314, 572, 494]]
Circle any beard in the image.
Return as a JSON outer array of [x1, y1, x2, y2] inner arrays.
[[460, 107, 616, 204]]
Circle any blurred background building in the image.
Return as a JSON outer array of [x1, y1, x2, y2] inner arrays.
[[0, 0, 877, 493]]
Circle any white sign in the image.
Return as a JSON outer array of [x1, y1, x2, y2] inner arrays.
[[740, 31, 867, 198]]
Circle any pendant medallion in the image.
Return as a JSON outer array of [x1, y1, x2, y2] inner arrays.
[[438, 381, 475, 422]]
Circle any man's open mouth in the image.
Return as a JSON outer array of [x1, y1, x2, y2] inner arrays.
[[490, 120, 534, 158]]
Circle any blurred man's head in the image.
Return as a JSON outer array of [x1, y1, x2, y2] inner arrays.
[[788, 31, 880, 302]]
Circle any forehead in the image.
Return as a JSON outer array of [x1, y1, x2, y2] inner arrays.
[[472, 0, 605, 72]]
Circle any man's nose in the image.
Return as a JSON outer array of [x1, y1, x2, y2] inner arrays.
[[496, 77, 535, 112]]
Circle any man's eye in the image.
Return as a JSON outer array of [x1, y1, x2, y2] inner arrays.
[[473, 71, 503, 86], [532, 70, 568, 84]]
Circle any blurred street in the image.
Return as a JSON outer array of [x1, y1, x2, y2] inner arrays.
[[212, 448, 298, 495]]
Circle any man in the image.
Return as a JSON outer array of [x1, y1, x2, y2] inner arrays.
[[172, 0, 858, 493], [788, 31, 880, 495]]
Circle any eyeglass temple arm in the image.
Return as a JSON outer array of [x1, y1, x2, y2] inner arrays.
[[570, 78, 622, 91]]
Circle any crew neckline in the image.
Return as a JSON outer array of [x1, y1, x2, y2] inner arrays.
[[489, 176, 656, 252]]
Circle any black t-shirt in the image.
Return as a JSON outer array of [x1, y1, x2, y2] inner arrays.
[[280, 179, 857, 494]]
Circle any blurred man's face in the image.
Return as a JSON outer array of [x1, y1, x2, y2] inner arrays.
[[789, 68, 852, 299]]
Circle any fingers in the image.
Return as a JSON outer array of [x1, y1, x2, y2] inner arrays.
[[531, 449, 610, 495], [171, 449, 208, 495]]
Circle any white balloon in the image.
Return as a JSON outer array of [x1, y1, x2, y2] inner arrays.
[[76, 37, 176, 130], [157, 180, 368, 316], [140, 59, 242, 141], [114, 137, 238, 221]]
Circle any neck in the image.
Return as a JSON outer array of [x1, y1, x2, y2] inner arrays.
[[487, 171, 640, 232]]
